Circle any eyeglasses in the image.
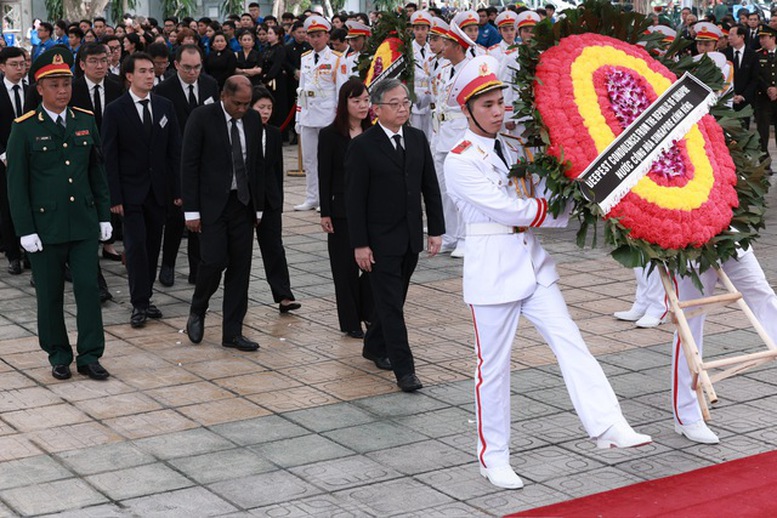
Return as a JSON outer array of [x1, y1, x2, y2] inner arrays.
[[376, 99, 411, 110], [107, 46, 121, 52], [4, 61, 25, 68], [86, 58, 109, 65], [180, 64, 202, 72]]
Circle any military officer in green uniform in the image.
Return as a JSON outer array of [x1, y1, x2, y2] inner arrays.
[[7, 47, 112, 381], [755, 24, 777, 162]]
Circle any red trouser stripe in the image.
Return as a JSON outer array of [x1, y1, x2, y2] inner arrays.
[[470, 304, 489, 468]]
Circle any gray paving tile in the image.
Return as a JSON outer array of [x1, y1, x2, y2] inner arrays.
[[619, 399, 670, 426], [599, 346, 672, 371], [511, 412, 587, 445], [86, 463, 193, 500], [713, 402, 777, 434], [289, 455, 402, 491], [38, 503, 131, 517], [415, 464, 503, 500], [617, 450, 716, 479], [168, 448, 276, 485], [510, 394, 566, 421], [134, 428, 235, 459], [366, 439, 471, 475], [560, 435, 670, 465], [424, 381, 474, 406], [607, 370, 667, 399], [56, 441, 156, 475], [522, 385, 576, 412], [322, 420, 429, 453], [210, 415, 309, 446], [509, 445, 607, 484], [247, 494, 377, 517], [352, 391, 449, 417], [1, 478, 107, 516], [0, 455, 72, 490], [250, 434, 354, 468], [544, 465, 646, 498], [121, 486, 238, 517], [400, 502, 493, 518], [208, 470, 323, 508], [0, 501, 16, 518], [333, 478, 453, 515], [392, 406, 475, 437], [681, 434, 773, 463]]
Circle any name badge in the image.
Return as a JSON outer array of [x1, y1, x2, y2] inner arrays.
[[159, 115, 168, 128], [203, 97, 214, 105], [75, 130, 89, 136]]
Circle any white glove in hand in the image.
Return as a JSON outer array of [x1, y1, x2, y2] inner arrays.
[[99, 222, 113, 242], [20, 234, 43, 253], [294, 123, 301, 134]]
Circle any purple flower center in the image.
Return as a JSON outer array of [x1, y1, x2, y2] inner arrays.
[[605, 68, 685, 179]]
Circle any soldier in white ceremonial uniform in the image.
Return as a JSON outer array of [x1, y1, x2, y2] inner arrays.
[[410, 11, 433, 139], [432, 19, 474, 258], [443, 56, 652, 490], [343, 20, 370, 76], [452, 11, 488, 59], [428, 17, 450, 153], [488, 11, 521, 137], [294, 16, 348, 211]]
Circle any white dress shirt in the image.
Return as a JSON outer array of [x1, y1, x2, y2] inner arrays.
[[84, 77, 105, 115], [128, 89, 153, 123]]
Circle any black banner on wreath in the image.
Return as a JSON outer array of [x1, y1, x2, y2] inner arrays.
[[577, 72, 716, 214]]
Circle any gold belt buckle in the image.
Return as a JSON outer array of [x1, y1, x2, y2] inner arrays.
[[513, 226, 527, 233], [307, 90, 315, 97]]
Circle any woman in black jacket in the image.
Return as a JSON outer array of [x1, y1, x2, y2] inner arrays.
[[318, 78, 373, 338], [251, 86, 301, 314], [205, 32, 236, 89], [259, 25, 290, 134]]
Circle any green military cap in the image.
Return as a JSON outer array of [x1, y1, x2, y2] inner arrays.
[[29, 46, 73, 82], [758, 24, 777, 39]]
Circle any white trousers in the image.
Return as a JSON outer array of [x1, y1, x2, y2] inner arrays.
[[672, 250, 777, 425], [300, 126, 322, 206], [434, 150, 463, 247], [632, 266, 667, 319], [470, 283, 624, 469]]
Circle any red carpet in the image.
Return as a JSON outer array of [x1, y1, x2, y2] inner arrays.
[[508, 450, 777, 517]]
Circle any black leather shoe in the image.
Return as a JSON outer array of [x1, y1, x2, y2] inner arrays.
[[188, 273, 197, 285], [159, 265, 174, 287], [279, 301, 302, 313], [222, 335, 259, 351], [102, 248, 122, 261], [145, 304, 162, 319], [77, 361, 110, 380], [99, 287, 113, 303], [51, 364, 71, 380], [397, 373, 423, 393], [347, 329, 365, 339], [187, 313, 204, 344], [7, 259, 22, 275], [362, 351, 392, 370], [130, 307, 147, 328], [22, 255, 31, 269]]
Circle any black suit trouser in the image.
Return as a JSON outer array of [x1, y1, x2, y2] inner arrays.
[[191, 192, 254, 340], [123, 194, 166, 309], [0, 164, 21, 261], [161, 202, 200, 278], [328, 217, 373, 332], [255, 207, 294, 302], [755, 96, 777, 155], [363, 245, 418, 380]]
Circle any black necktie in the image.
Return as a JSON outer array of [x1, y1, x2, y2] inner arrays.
[[450, 66, 455, 79], [735, 50, 740, 68], [420, 47, 425, 58], [494, 139, 508, 168], [93, 84, 102, 127], [139, 99, 152, 136], [434, 59, 439, 71], [188, 84, 197, 109], [392, 134, 405, 162], [12, 84, 22, 117], [314, 52, 319, 64], [56, 115, 65, 133], [230, 119, 250, 205], [470, 48, 476, 58]]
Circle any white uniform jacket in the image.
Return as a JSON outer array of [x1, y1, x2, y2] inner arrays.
[[433, 57, 471, 153], [412, 40, 433, 115], [296, 47, 347, 128], [444, 130, 569, 305]]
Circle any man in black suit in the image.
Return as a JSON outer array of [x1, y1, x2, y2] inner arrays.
[[102, 52, 182, 328], [182, 75, 264, 351], [345, 78, 445, 392], [725, 24, 760, 127], [0, 47, 28, 275], [154, 44, 219, 287], [746, 12, 762, 50]]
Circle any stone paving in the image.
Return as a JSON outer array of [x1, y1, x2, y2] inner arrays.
[[2, 144, 777, 516]]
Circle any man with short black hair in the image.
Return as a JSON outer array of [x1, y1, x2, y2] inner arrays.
[[155, 44, 219, 287], [33, 22, 55, 61], [475, 8, 500, 47], [93, 17, 107, 39], [103, 35, 123, 76], [345, 78, 444, 392], [102, 52, 182, 329], [163, 17, 177, 36], [249, 2, 264, 23], [66, 26, 84, 63], [147, 41, 172, 85]]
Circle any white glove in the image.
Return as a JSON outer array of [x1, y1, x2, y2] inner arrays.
[[99, 222, 112, 242], [294, 123, 301, 134], [20, 233, 43, 253]]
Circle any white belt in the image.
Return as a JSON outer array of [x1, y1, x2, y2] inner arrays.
[[467, 222, 526, 236], [439, 111, 465, 122]]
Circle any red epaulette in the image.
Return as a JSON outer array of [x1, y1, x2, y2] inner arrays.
[[451, 140, 471, 154]]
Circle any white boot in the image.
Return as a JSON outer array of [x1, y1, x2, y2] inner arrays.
[[596, 422, 652, 449], [480, 465, 524, 490], [613, 307, 646, 322], [675, 420, 720, 444]]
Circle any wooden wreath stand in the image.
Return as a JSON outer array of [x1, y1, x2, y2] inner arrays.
[[286, 134, 305, 177], [657, 264, 777, 420]]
